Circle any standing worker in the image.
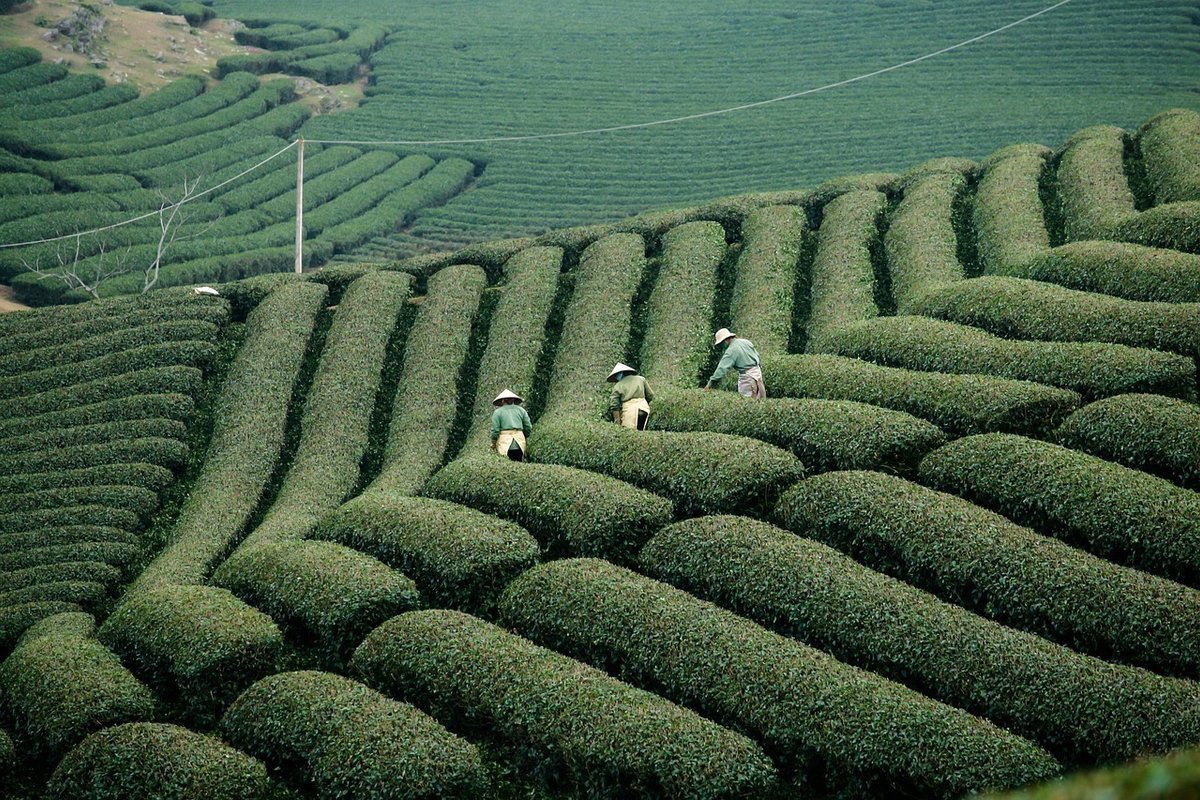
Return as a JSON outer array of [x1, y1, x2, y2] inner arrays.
[[607, 362, 653, 430], [491, 389, 532, 461], [704, 328, 766, 398]]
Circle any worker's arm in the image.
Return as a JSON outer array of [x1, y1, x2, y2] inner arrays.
[[490, 411, 501, 441], [706, 348, 737, 387], [521, 408, 533, 437], [608, 386, 624, 416], [643, 379, 654, 402]]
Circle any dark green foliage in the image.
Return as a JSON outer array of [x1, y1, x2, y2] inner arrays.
[[0, 63, 68, 96], [0, 173, 52, 195], [886, 169, 967, 311], [0, 366, 202, 419], [313, 493, 538, 617], [1055, 125, 1137, 242], [1137, 108, 1200, 204], [974, 144, 1052, 273], [0, 465, 172, 498], [919, 433, 1200, 587], [0, 437, 189, 477], [0, 82, 138, 123], [0, 542, 139, 573], [221, 670, 486, 799], [131, 282, 326, 593], [212, 541, 419, 663], [639, 221, 726, 390], [531, 420, 805, 517], [806, 191, 885, 349], [0, 527, 138, 554], [303, 155, 434, 234], [500, 559, 1059, 799], [980, 745, 1200, 800], [814, 315, 1196, 401], [0, 506, 139, 536], [13, 74, 205, 136], [290, 52, 361, 84], [0, 319, 221, 378], [424, 457, 672, 564], [0, 485, 160, 519], [1110, 200, 1200, 253], [0, 581, 107, 609], [0, 612, 155, 757], [0, 602, 79, 656], [650, 389, 944, 475], [215, 144, 359, 214], [640, 516, 1200, 765], [353, 610, 777, 800], [543, 233, 646, 420], [0, 418, 185, 456], [99, 585, 283, 726], [0, 562, 120, 593], [0, 396, 194, 442], [766, 353, 1080, 436], [730, 204, 805, 357], [47, 722, 277, 800], [0, 72, 104, 110], [0, 47, 40, 74], [1001, 241, 1200, 302], [370, 264, 486, 496], [775, 471, 1200, 678], [1055, 393, 1200, 490]]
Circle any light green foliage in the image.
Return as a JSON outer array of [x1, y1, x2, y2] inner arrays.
[[47, 722, 278, 800], [1110, 200, 1200, 252], [424, 457, 672, 564], [910, 276, 1200, 359], [1055, 393, 1200, 490], [531, 419, 805, 517], [974, 145, 1052, 273], [640, 516, 1200, 765], [766, 353, 1080, 437], [1055, 125, 1137, 241], [810, 189, 890, 347], [312, 493, 539, 617], [1137, 108, 1200, 204], [222, 670, 485, 800], [1005, 240, 1200, 302], [639, 221, 726, 389], [0, 612, 155, 757], [979, 746, 1200, 800], [353, 610, 778, 800], [501, 558, 1059, 799], [919, 433, 1200, 588], [814, 315, 1197, 401], [775, 471, 1200, 678], [649, 389, 944, 475], [543, 233, 646, 420], [730, 204, 805, 357], [886, 169, 967, 311]]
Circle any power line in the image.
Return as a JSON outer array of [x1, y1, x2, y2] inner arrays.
[[304, 0, 1073, 146]]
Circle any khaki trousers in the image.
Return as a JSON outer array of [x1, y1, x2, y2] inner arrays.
[[738, 366, 766, 399], [495, 429, 527, 457], [620, 398, 651, 430]]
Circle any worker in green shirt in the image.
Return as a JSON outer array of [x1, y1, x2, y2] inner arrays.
[[490, 389, 532, 460], [607, 362, 654, 430], [704, 328, 766, 398]]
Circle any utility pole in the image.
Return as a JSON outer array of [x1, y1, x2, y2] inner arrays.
[[294, 137, 305, 274]]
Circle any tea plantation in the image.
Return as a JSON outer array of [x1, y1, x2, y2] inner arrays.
[[0, 99, 1199, 798]]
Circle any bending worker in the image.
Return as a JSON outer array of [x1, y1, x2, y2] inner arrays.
[[490, 389, 532, 461], [607, 362, 653, 430], [704, 328, 766, 398]]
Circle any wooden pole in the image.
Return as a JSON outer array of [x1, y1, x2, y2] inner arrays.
[[294, 137, 305, 274]]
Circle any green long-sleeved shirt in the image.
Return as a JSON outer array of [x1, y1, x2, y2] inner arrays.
[[609, 374, 654, 412], [707, 338, 761, 385], [490, 404, 532, 440]]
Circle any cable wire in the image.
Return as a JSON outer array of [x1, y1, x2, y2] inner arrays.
[[303, 0, 1073, 146]]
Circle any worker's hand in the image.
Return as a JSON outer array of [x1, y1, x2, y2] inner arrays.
[[703, 384, 712, 392], [611, 411, 621, 423]]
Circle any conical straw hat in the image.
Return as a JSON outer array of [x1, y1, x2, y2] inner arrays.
[[493, 389, 524, 405], [713, 327, 735, 345], [607, 362, 637, 382]]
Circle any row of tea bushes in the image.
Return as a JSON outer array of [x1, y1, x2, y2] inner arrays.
[[728, 204, 807, 357], [885, 167, 967, 311], [1137, 108, 1200, 205], [805, 190, 885, 350]]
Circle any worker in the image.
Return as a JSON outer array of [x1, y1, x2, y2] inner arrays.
[[607, 362, 653, 430], [490, 389, 532, 461], [704, 328, 766, 398]]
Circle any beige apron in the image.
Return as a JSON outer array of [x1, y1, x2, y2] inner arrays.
[[738, 366, 766, 399], [620, 398, 651, 429], [495, 429, 527, 456]]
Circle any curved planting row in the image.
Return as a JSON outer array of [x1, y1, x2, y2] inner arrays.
[[886, 166, 968, 311], [218, 20, 389, 84], [805, 190, 886, 349], [728, 204, 806, 357]]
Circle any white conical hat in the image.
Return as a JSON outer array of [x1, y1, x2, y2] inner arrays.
[[607, 362, 636, 382], [713, 327, 735, 345], [493, 389, 524, 405]]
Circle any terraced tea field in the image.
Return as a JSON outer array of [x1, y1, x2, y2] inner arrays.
[[1, 105, 1199, 798]]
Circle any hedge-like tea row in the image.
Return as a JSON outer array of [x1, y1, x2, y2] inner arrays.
[[0, 396, 193, 444], [531, 420, 805, 517], [1110, 199, 1200, 253], [766, 353, 1080, 436], [216, 144, 359, 214], [130, 282, 327, 594], [0, 612, 154, 757], [221, 670, 485, 800], [910, 276, 1200, 359], [424, 457, 672, 565], [919, 433, 1200, 587], [775, 471, 1200, 678], [0, 543, 139, 576], [649, 389, 944, 475], [302, 155, 435, 235], [640, 516, 1200, 765], [806, 191, 885, 349], [974, 144, 1052, 273], [500, 559, 1059, 799], [48, 722, 277, 800], [1056, 393, 1200, 490], [99, 585, 282, 726], [1055, 125, 1137, 242], [639, 221, 726, 390], [0, 46, 40, 74], [314, 493, 539, 617], [813, 316, 1196, 401], [885, 170, 966, 312], [134, 133, 292, 189], [0, 300, 228, 358], [0, 466, 167, 499], [0, 417, 186, 456], [980, 745, 1200, 800], [0, 581, 108, 610], [353, 609, 778, 800], [0, 602, 79, 655], [0, 438, 189, 478], [1137, 108, 1200, 205], [542, 233, 646, 420], [233, 271, 411, 552], [369, 265, 485, 496], [0, 62, 67, 96], [0, 366, 203, 420], [464, 245, 561, 446], [0, 320, 222, 379], [0, 485, 160, 520], [0, 562, 119, 594], [729, 204, 806, 357], [0, 286, 206, 336], [998, 240, 1200, 303], [0, 82, 137, 123]]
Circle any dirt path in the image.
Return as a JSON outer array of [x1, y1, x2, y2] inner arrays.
[[0, 285, 31, 313]]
